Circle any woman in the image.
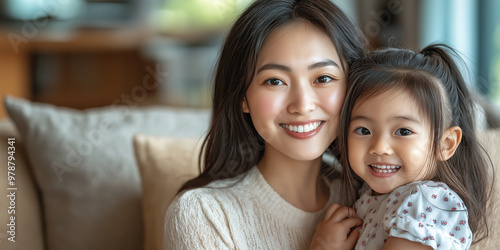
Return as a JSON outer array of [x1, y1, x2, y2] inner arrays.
[[164, 0, 368, 249]]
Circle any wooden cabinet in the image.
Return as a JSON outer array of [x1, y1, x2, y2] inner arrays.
[[0, 27, 157, 117]]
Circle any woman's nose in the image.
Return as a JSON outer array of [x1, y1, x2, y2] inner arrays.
[[369, 135, 394, 156], [287, 81, 316, 115]]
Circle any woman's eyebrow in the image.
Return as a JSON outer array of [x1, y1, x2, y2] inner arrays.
[[257, 64, 291, 73], [257, 59, 339, 74], [308, 60, 339, 70]]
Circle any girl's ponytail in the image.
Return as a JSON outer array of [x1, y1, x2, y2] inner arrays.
[[418, 44, 492, 243]]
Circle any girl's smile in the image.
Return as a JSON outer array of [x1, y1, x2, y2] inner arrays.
[[368, 163, 401, 175]]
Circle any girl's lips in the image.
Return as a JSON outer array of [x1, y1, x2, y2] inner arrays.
[[368, 164, 401, 177], [280, 120, 325, 139]]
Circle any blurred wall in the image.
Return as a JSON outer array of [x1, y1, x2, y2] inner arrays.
[[1, 0, 499, 118]]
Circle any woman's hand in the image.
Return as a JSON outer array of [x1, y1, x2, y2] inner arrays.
[[309, 203, 362, 250]]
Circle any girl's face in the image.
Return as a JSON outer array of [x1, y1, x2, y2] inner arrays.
[[243, 21, 346, 162], [347, 88, 435, 194]]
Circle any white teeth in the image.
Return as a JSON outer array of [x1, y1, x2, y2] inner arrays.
[[304, 124, 310, 132], [370, 164, 401, 173], [280, 121, 323, 133], [298, 125, 304, 133]]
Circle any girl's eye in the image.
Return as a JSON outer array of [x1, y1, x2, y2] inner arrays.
[[354, 127, 371, 135], [264, 78, 285, 86], [314, 75, 334, 84], [395, 128, 413, 136]]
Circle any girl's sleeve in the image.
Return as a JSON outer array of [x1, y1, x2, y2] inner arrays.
[[164, 191, 235, 250], [383, 182, 472, 250]]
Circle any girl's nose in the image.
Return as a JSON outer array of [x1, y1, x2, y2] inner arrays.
[[287, 81, 316, 115], [369, 135, 394, 156]]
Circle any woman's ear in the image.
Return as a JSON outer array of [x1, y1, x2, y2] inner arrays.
[[242, 98, 250, 113], [437, 126, 462, 161]]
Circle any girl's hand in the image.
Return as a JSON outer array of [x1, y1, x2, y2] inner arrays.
[[309, 203, 362, 250]]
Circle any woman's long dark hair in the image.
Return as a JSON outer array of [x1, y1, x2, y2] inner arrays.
[[179, 0, 368, 191], [338, 44, 493, 243]]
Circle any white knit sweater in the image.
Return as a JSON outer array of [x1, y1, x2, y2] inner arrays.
[[164, 166, 341, 250]]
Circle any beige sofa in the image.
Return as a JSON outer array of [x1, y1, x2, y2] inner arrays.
[[0, 96, 499, 250]]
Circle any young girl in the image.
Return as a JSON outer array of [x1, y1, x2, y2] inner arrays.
[[335, 44, 492, 249], [164, 0, 368, 249]]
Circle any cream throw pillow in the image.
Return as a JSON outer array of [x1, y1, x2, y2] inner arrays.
[[133, 134, 203, 250]]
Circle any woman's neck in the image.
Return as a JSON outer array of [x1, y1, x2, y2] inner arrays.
[[257, 148, 330, 212]]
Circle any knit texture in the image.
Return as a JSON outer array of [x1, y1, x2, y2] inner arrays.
[[164, 166, 341, 249]]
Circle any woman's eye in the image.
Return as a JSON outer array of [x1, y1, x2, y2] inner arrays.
[[354, 127, 371, 135], [264, 78, 284, 86], [395, 128, 413, 136], [314, 75, 334, 84]]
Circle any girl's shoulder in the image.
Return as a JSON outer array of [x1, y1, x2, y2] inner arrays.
[[355, 181, 466, 211], [390, 181, 466, 211], [381, 181, 472, 248]]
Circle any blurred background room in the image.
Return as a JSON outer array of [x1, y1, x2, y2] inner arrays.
[[0, 0, 499, 124]]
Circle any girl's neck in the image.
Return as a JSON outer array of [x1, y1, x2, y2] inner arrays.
[[257, 148, 330, 212]]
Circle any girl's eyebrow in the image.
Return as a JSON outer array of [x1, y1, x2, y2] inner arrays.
[[350, 115, 371, 122], [256, 59, 340, 73], [393, 115, 421, 124], [351, 115, 422, 124]]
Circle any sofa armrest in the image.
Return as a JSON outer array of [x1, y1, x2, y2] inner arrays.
[[0, 119, 44, 249]]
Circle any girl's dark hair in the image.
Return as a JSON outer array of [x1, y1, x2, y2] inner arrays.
[[338, 44, 493, 243], [179, 0, 368, 191]]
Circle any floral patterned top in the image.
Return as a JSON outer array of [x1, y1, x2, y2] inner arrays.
[[353, 181, 472, 249]]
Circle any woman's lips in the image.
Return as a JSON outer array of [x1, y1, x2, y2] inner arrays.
[[280, 121, 325, 139]]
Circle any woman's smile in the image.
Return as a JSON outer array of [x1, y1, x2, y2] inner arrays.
[[280, 120, 325, 139]]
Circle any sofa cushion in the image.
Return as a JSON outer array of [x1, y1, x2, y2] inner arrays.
[[0, 119, 44, 250], [473, 128, 500, 249], [133, 134, 202, 250], [4, 96, 210, 250]]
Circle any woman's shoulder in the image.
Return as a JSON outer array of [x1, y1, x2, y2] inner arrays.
[[167, 172, 253, 217], [165, 182, 245, 231], [169, 187, 216, 210], [165, 187, 224, 228], [164, 182, 240, 249], [169, 180, 244, 211]]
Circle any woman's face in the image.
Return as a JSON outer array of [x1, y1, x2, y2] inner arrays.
[[243, 21, 346, 161]]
